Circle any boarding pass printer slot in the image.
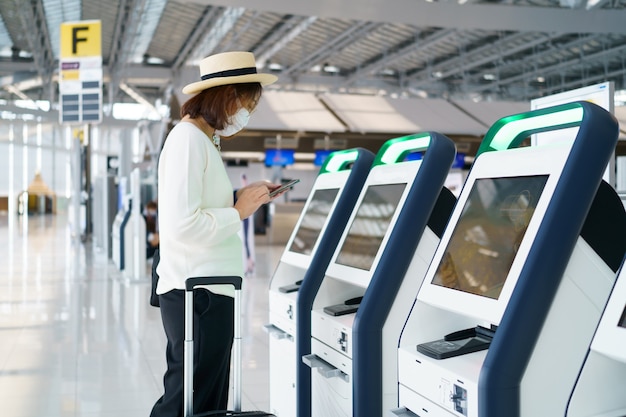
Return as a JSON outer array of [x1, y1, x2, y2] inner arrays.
[[302, 354, 350, 382], [263, 324, 293, 341]]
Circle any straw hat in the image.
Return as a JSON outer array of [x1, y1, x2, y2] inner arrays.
[[182, 51, 277, 95]]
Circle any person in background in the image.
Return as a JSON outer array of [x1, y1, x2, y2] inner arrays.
[[150, 51, 284, 416], [144, 200, 159, 259]]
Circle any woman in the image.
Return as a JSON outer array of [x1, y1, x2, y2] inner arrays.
[[150, 51, 280, 417]]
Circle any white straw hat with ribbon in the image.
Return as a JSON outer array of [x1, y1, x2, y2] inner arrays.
[[182, 51, 277, 95]]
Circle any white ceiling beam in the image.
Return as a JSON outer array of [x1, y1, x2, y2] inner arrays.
[[219, 10, 263, 53], [188, 0, 626, 34], [284, 21, 379, 77], [14, 0, 54, 80], [172, 6, 224, 69], [187, 7, 246, 63], [119, 82, 160, 116], [475, 43, 626, 93], [252, 15, 306, 63], [407, 33, 562, 87], [343, 28, 457, 86], [256, 16, 317, 68]]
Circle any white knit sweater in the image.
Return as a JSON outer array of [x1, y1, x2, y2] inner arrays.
[[156, 122, 243, 298]]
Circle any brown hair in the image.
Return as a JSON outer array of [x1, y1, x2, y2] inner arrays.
[[180, 83, 263, 131]]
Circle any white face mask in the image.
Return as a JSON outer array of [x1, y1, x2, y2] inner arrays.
[[215, 107, 250, 137]]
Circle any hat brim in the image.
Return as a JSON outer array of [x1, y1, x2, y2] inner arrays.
[[182, 73, 278, 95]]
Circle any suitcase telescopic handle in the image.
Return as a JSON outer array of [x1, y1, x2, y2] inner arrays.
[[184, 276, 243, 416], [185, 276, 242, 291]]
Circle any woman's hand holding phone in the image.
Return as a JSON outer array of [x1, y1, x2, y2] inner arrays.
[[269, 179, 300, 198]]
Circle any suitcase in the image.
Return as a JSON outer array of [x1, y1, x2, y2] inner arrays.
[[184, 276, 276, 417]]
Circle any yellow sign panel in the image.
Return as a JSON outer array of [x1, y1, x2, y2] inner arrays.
[[60, 20, 101, 58], [73, 128, 85, 143], [61, 70, 80, 81]]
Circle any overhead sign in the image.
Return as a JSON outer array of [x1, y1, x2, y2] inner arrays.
[[530, 81, 615, 186], [60, 20, 102, 57], [313, 138, 347, 150], [264, 137, 299, 149], [59, 20, 102, 124]]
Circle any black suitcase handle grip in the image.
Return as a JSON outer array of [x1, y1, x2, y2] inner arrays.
[[185, 276, 242, 291]]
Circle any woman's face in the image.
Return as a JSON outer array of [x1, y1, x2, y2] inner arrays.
[[239, 96, 258, 115], [234, 84, 262, 115]]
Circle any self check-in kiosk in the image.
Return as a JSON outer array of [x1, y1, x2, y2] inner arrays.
[[112, 194, 132, 270], [394, 102, 626, 417], [111, 169, 147, 279], [301, 132, 457, 417], [265, 148, 375, 417], [567, 256, 626, 417]]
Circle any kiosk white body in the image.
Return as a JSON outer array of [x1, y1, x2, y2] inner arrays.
[[394, 103, 625, 417], [267, 172, 347, 416], [308, 162, 421, 417], [397, 146, 573, 416], [567, 258, 626, 417], [112, 207, 127, 269], [378, 228, 440, 409]]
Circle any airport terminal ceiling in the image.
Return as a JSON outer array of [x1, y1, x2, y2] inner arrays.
[[0, 0, 625, 155]]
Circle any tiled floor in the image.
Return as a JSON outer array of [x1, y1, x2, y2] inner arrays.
[[0, 212, 284, 417]]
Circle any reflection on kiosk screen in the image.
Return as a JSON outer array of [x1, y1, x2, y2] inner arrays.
[[288, 188, 340, 255], [335, 183, 407, 270], [432, 176, 548, 299], [618, 305, 626, 329]]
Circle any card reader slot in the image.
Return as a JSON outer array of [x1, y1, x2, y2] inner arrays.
[[323, 303, 359, 316], [322, 295, 363, 316], [417, 325, 495, 359], [344, 296, 363, 305], [302, 354, 350, 382], [444, 325, 494, 341], [278, 279, 304, 293]]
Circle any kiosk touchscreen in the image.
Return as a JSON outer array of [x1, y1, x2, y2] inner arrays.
[[394, 101, 626, 417], [266, 148, 374, 417], [302, 132, 457, 417], [567, 257, 626, 417]]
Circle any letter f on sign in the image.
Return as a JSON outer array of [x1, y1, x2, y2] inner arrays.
[[72, 26, 89, 54]]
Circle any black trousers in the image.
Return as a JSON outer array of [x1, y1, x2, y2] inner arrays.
[[150, 287, 234, 417]]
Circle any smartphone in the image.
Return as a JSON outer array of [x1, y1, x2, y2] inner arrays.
[[269, 179, 300, 198]]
